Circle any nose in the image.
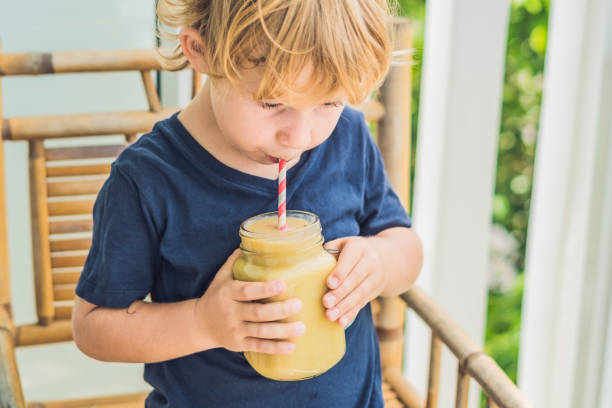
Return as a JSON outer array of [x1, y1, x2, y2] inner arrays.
[[277, 114, 312, 150]]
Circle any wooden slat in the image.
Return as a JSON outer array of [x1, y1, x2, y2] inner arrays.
[[426, 334, 442, 408], [375, 18, 412, 378], [15, 320, 72, 346], [47, 179, 105, 197], [455, 366, 470, 408], [374, 296, 406, 369], [53, 286, 76, 302], [141, 70, 161, 112], [0, 307, 26, 408], [48, 200, 94, 216], [371, 298, 381, 315], [0, 49, 160, 76], [402, 287, 534, 407], [45, 144, 124, 161], [353, 99, 385, 122], [402, 287, 481, 366], [0, 68, 11, 312], [49, 219, 92, 234], [379, 18, 412, 209], [383, 367, 425, 408], [125, 133, 137, 144], [26, 392, 148, 408], [50, 238, 91, 252], [51, 254, 87, 269], [383, 387, 398, 402], [465, 352, 532, 408], [46, 163, 111, 177], [52, 272, 81, 285], [53, 306, 73, 321], [384, 399, 404, 408], [2, 109, 176, 141], [29, 140, 55, 326]]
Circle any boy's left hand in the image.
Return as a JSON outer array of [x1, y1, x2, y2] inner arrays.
[[322, 236, 388, 327]]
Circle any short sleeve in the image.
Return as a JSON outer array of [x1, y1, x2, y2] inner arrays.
[[358, 121, 412, 236], [75, 165, 161, 308]]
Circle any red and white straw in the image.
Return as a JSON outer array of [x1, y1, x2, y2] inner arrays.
[[278, 159, 287, 231]]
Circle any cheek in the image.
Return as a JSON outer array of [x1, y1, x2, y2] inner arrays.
[[313, 111, 343, 142], [220, 107, 275, 147]]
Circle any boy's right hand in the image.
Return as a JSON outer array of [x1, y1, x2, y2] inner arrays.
[[193, 249, 306, 355]]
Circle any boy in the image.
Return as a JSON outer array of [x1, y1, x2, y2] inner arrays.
[[72, 1, 423, 406]]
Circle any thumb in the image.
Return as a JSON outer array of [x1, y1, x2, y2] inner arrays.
[[324, 237, 349, 252], [214, 248, 242, 282]]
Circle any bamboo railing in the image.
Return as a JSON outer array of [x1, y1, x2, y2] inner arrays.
[[400, 287, 533, 408], [0, 18, 532, 408]]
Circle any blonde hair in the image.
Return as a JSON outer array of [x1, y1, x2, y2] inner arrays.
[[156, 0, 396, 105]]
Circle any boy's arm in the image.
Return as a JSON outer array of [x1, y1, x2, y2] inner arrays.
[[72, 295, 213, 363], [370, 226, 423, 297], [73, 250, 307, 363]]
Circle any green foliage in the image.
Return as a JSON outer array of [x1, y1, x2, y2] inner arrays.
[[497, 0, 548, 270], [396, 0, 425, 204], [396, 0, 548, 392], [485, 274, 524, 382]]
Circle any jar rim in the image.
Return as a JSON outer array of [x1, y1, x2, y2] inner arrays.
[[239, 210, 321, 240]]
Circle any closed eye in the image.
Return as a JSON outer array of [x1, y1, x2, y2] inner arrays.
[[258, 101, 344, 110], [260, 102, 282, 110], [323, 101, 344, 108]]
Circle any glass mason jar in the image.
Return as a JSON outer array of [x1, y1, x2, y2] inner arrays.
[[233, 210, 346, 381]]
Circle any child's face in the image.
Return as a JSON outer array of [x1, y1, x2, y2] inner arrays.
[[208, 67, 346, 166]]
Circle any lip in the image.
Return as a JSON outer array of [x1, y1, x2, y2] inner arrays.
[[265, 154, 280, 164], [265, 154, 297, 163]]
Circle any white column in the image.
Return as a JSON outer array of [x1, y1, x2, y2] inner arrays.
[[596, 129, 612, 408], [517, 0, 612, 406], [406, 1, 510, 407]]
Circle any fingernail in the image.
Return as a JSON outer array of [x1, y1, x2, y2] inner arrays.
[[324, 294, 336, 307], [292, 299, 302, 311], [295, 323, 306, 334], [275, 281, 285, 291], [339, 316, 348, 326], [328, 277, 339, 289], [328, 309, 339, 321]]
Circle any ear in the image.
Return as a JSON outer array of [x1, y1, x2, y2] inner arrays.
[[179, 26, 208, 74]]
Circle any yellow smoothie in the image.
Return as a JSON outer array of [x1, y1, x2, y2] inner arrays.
[[233, 211, 346, 381]]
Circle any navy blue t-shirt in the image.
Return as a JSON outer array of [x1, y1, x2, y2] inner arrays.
[[76, 106, 411, 407]]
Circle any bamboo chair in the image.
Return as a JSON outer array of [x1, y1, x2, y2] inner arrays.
[[0, 18, 531, 408]]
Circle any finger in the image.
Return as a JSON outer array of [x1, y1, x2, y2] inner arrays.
[[322, 260, 369, 309], [243, 337, 296, 355], [230, 279, 286, 302], [337, 310, 359, 328], [241, 298, 302, 322], [323, 237, 349, 252], [216, 248, 242, 280], [243, 321, 306, 339], [325, 238, 365, 290], [325, 277, 371, 323]]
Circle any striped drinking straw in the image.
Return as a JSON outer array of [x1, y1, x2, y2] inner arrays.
[[278, 159, 287, 231]]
